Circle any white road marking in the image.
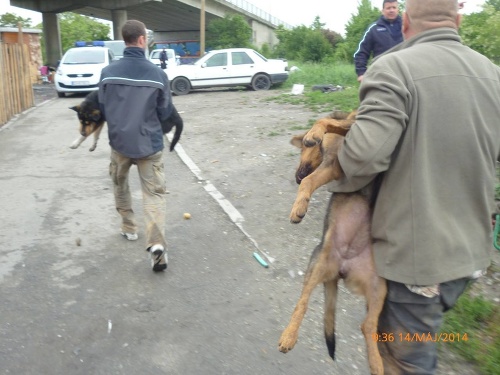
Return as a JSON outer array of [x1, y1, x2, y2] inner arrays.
[[167, 134, 275, 265]]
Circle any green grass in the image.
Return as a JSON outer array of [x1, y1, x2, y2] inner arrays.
[[269, 61, 500, 373], [269, 61, 360, 113], [440, 289, 500, 374]]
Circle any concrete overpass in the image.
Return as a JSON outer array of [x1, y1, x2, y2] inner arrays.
[[10, 0, 290, 67]]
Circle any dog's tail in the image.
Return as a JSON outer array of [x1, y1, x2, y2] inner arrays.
[[161, 105, 184, 152], [169, 109, 183, 152]]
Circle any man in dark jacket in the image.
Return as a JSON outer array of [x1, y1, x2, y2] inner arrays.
[[98, 20, 172, 272], [160, 48, 167, 69], [354, 0, 403, 82]]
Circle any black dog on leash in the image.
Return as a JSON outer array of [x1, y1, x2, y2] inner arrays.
[[69, 90, 183, 152]]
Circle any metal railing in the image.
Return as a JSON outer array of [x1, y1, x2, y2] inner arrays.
[[217, 0, 293, 28]]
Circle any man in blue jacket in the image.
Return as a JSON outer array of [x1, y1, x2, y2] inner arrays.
[[99, 20, 172, 272], [354, 0, 403, 82]]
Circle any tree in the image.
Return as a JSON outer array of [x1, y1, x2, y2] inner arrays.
[[58, 13, 110, 53], [206, 14, 252, 49], [273, 21, 334, 62], [322, 29, 344, 50], [460, 2, 500, 63], [334, 0, 380, 62], [485, 0, 500, 11], [0, 12, 32, 28]]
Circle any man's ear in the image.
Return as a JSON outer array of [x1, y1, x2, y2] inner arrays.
[[402, 12, 410, 35]]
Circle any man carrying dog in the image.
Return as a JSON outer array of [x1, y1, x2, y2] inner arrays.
[[98, 20, 172, 272], [312, 0, 500, 372]]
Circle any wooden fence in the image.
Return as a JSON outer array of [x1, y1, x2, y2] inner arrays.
[[0, 42, 34, 127]]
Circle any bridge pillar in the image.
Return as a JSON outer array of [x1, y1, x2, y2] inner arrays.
[[111, 9, 127, 40], [42, 12, 62, 67]]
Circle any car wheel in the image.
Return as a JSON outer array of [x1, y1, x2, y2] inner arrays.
[[57, 92, 65, 98], [251, 74, 271, 91], [171, 77, 191, 95]]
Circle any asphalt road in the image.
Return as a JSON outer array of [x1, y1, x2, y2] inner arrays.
[[0, 87, 474, 374]]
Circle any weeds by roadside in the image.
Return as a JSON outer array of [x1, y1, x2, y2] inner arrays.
[[269, 61, 360, 113], [440, 277, 500, 375]]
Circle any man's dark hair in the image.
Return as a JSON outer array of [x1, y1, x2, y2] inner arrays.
[[383, 0, 397, 5], [121, 20, 146, 45]]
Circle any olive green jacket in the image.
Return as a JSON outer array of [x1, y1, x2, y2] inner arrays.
[[331, 28, 500, 285]]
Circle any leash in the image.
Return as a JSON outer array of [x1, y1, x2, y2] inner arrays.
[[494, 214, 500, 251]]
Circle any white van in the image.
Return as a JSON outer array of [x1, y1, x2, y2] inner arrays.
[[103, 40, 126, 60], [149, 49, 180, 68], [54, 46, 115, 97]]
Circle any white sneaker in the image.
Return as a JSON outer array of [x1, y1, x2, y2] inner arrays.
[[150, 244, 167, 272], [121, 231, 138, 241]]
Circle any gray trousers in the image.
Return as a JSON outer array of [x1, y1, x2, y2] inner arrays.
[[109, 149, 167, 250], [378, 278, 470, 375]]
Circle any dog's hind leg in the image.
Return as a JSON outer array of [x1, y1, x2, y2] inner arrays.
[[346, 256, 387, 375], [70, 135, 87, 149], [361, 275, 386, 375], [278, 239, 339, 354], [323, 279, 339, 360], [278, 257, 325, 353]]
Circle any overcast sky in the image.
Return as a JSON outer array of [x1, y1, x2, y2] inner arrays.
[[248, 0, 486, 34], [0, 0, 487, 35]]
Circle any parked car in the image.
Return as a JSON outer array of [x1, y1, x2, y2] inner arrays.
[[54, 45, 115, 97], [149, 49, 180, 67], [164, 48, 289, 95], [104, 40, 126, 60]]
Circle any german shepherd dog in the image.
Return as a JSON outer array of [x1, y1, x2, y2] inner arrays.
[[69, 90, 183, 152], [278, 111, 387, 375]]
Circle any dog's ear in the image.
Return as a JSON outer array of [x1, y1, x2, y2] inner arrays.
[[290, 134, 305, 149], [69, 105, 80, 113]]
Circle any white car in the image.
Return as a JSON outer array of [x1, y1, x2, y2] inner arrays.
[[149, 49, 180, 67], [164, 48, 289, 95], [54, 46, 115, 97], [104, 40, 126, 60]]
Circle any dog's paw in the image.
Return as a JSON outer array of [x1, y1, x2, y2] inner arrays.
[[69, 144, 78, 149], [369, 359, 384, 375], [303, 129, 324, 147], [290, 212, 305, 224], [278, 331, 298, 353], [89, 145, 97, 152], [290, 199, 309, 224]]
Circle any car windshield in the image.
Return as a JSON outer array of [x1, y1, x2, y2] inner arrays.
[[63, 49, 106, 64], [252, 50, 268, 62], [105, 41, 125, 57]]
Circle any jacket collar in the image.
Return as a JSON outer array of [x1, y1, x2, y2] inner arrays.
[[123, 47, 146, 58]]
